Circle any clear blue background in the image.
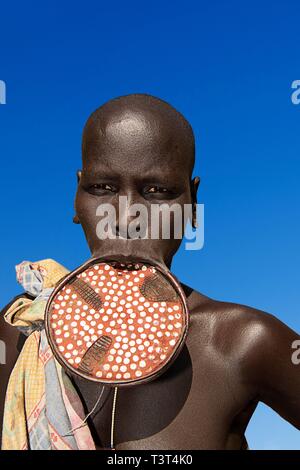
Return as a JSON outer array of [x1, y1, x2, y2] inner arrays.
[[0, 0, 299, 449]]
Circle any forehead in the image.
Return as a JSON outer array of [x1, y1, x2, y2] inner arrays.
[[82, 111, 191, 179]]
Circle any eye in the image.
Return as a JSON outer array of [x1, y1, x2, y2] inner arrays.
[[144, 186, 169, 194], [88, 183, 116, 194]]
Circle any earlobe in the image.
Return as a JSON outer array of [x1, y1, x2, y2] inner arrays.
[[191, 176, 200, 229], [192, 211, 198, 229], [74, 171, 82, 224], [192, 176, 200, 192], [192, 205, 198, 229]]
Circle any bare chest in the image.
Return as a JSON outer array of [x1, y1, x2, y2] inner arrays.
[[70, 330, 240, 450]]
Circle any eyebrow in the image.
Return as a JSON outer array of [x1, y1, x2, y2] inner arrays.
[[83, 168, 121, 179], [83, 166, 179, 183]]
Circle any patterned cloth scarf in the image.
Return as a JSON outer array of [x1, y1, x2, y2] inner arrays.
[[1, 259, 96, 450]]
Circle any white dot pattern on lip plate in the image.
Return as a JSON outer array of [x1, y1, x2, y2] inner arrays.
[[48, 262, 186, 383]]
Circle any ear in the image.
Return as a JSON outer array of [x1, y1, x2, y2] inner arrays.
[[73, 170, 82, 224], [191, 176, 200, 229], [73, 214, 81, 224]]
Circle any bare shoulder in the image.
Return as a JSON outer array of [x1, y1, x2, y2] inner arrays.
[[184, 285, 300, 372], [184, 287, 300, 428]]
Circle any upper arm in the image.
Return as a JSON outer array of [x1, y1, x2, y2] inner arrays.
[[241, 309, 300, 429]]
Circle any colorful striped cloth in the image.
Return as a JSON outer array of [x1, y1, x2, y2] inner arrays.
[[1, 259, 96, 450]]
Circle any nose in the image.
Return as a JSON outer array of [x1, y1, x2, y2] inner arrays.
[[116, 193, 148, 239]]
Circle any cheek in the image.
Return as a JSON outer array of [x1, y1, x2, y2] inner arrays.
[[179, 189, 192, 206], [76, 189, 95, 217], [75, 190, 101, 236]]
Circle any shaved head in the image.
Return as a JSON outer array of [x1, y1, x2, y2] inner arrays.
[[76, 93, 199, 264], [82, 93, 195, 177]]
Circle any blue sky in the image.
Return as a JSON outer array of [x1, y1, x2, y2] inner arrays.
[[0, 0, 300, 449]]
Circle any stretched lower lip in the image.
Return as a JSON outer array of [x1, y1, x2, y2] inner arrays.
[[91, 246, 164, 266]]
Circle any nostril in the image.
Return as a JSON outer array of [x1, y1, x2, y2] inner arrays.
[[111, 223, 119, 237], [114, 214, 148, 239], [128, 219, 148, 239]]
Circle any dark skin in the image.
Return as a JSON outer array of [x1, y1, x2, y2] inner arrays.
[[1, 94, 300, 450]]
